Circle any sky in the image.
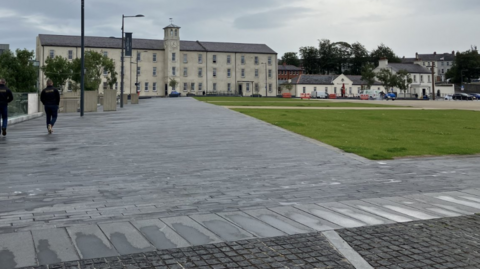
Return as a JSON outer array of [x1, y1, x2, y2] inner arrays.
[[1, 0, 479, 59]]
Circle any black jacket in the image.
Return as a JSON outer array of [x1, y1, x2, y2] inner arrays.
[[41, 86, 60, 106], [0, 84, 14, 106]]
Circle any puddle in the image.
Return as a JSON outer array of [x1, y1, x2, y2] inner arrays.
[[37, 239, 61, 265], [357, 206, 412, 222], [202, 220, 250, 241], [286, 212, 334, 231], [172, 223, 214, 245], [226, 215, 284, 237], [110, 232, 152, 254], [332, 208, 385, 225], [0, 249, 16, 269], [310, 209, 364, 228], [74, 233, 116, 259], [257, 214, 309, 234], [436, 196, 480, 209], [140, 226, 177, 249], [383, 205, 435, 220]]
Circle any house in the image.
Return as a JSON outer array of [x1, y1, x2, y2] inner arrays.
[[278, 63, 303, 80], [402, 51, 455, 82], [36, 23, 278, 97]]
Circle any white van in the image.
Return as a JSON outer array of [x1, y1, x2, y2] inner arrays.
[[359, 89, 382, 100], [311, 91, 328, 99]]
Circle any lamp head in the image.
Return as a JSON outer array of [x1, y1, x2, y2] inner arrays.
[[135, 14, 145, 17]]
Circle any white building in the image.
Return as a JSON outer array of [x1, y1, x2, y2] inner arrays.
[[402, 52, 456, 82], [36, 23, 278, 97]]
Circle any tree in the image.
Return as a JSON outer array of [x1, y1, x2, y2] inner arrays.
[[0, 49, 38, 92], [41, 56, 72, 90], [445, 47, 480, 84], [299, 46, 319, 74], [281, 82, 293, 93], [350, 42, 370, 75], [317, 39, 337, 74], [376, 68, 397, 92], [370, 44, 401, 67], [280, 52, 301, 67], [71, 51, 117, 91], [395, 70, 413, 98], [168, 78, 178, 91], [361, 63, 376, 89]]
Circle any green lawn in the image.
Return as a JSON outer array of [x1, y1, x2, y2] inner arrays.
[[233, 109, 480, 160], [194, 97, 400, 108]]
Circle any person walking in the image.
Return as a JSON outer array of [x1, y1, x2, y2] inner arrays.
[[40, 79, 60, 134], [0, 78, 14, 136]]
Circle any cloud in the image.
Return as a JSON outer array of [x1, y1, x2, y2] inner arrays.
[[233, 7, 312, 29]]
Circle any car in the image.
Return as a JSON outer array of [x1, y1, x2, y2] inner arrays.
[[169, 90, 181, 97], [469, 93, 480, 99], [359, 89, 382, 100], [384, 92, 396, 101], [311, 91, 328, 99], [452, 93, 476, 100], [444, 95, 453, 100]]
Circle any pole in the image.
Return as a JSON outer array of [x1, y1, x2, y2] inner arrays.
[[265, 63, 268, 97], [80, 0, 85, 116], [431, 62, 435, 100], [120, 15, 124, 108], [136, 52, 139, 91]]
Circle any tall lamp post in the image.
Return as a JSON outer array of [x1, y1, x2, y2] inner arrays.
[[262, 62, 268, 97], [121, 14, 144, 108]]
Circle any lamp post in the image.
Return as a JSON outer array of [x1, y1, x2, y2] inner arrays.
[[130, 50, 147, 95], [121, 14, 144, 108], [262, 62, 268, 97], [460, 69, 468, 90], [426, 63, 436, 100]]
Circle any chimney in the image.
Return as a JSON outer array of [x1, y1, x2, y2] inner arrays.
[[452, 50, 455, 55], [434, 51, 436, 55], [415, 52, 418, 60], [379, 57, 388, 68]]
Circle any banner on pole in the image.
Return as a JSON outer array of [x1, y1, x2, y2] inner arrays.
[[125, 32, 133, 57]]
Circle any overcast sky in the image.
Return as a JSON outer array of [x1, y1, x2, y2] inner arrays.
[[1, 0, 479, 59]]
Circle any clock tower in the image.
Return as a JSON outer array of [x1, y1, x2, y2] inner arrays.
[[164, 20, 181, 95]]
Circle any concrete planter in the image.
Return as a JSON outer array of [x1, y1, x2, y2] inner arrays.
[[103, 90, 117, 111], [28, 93, 39, 115], [131, 94, 139, 104], [123, 94, 128, 105], [85, 91, 98, 112]]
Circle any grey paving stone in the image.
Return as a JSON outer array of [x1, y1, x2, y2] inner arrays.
[[190, 213, 255, 241], [132, 219, 191, 249], [294, 204, 366, 228], [161, 216, 222, 245], [0, 231, 36, 268], [362, 198, 441, 220], [426, 191, 480, 211], [32, 228, 80, 265], [383, 196, 463, 217], [317, 202, 394, 225], [340, 199, 415, 223], [242, 208, 315, 235], [98, 222, 155, 255], [217, 211, 286, 238], [268, 206, 340, 231], [404, 194, 480, 215], [66, 224, 118, 259]]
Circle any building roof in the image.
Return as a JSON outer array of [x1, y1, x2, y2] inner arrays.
[[416, 53, 455, 62], [401, 57, 416, 64], [291, 75, 335, 85], [38, 34, 276, 54], [388, 63, 431, 74], [163, 23, 181, 29], [278, 64, 302, 71], [344, 75, 382, 85]]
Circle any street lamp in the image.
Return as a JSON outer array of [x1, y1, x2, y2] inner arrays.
[[460, 69, 468, 90], [262, 62, 268, 97], [426, 62, 436, 100], [121, 14, 144, 108], [131, 50, 147, 95]]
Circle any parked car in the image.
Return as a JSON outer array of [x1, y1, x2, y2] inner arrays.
[[384, 92, 396, 101], [452, 93, 476, 100], [169, 91, 181, 97], [423, 95, 430, 100], [359, 89, 382, 100], [444, 94, 453, 100], [469, 93, 480, 99]]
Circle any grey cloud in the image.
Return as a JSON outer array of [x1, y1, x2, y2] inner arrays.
[[233, 7, 312, 29]]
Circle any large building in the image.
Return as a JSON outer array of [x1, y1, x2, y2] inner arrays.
[[278, 63, 303, 80], [36, 23, 278, 97], [402, 52, 455, 82]]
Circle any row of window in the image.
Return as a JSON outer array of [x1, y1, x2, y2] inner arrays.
[[422, 61, 451, 67], [279, 71, 300, 75], [167, 67, 273, 78], [187, 83, 273, 92], [305, 86, 362, 94]]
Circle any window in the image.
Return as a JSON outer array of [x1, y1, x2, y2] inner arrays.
[[325, 87, 328, 92], [103, 82, 108, 90], [172, 53, 176, 62], [420, 75, 423, 83], [68, 82, 72, 91], [254, 56, 259, 65], [334, 87, 337, 94], [241, 55, 245, 64], [414, 75, 417, 82], [103, 68, 108, 75], [103, 51, 108, 57], [227, 55, 231, 64], [183, 83, 187, 92], [115, 82, 118, 90], [213, 68, 217, 77], [136, 83, 140, 92], [183, 67, 188, 77], [172, 67, 176, 76], [183, 54, 187, 63], [423, 62, 425, 66], [199, 83, 203, 92], [357, 87, 361, 93], [227, 83, 231, 92], [442, 69, 444, 74], [268, 56, 272, 65], [153, 67, 157, 76], [428, 76, 431, 83], [191, 83, 195, 92], [227, 69, 231, 78], [255, 69, 259, 77], [153, 53, 157, 62], [153, 82, 157, 91], [241, 69, 245, 77], [268, 69, 272, 78], [198, 54, 203, 64], [137, 52, 141, 61], [349, 87, 352, 94], [255, 83, 259, 92], [144, 82, 149, 91], [68, 50, 73, 60], [198, 68, 203, 77], [246, 83, 250, 92], [213, 55, 217, 63], [269, 84, 272, 92], [137, 67, 141, 76], [447, 62, 450, 66], [441, 61, 444, 66], [303, 87, 306, 93], [314, 87, 317, 91], [213, 83, 217, 91], [49, 50, 54, 58], [175, 29, 178, 36]]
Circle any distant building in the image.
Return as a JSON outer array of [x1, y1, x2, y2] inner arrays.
[[36, 23, 277, 97], [0, 44, 9, 55], [402, 51, 455, 82], [278, 62, 303, 80]]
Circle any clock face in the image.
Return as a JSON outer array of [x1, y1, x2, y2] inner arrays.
[[171, 41, 177, 48]]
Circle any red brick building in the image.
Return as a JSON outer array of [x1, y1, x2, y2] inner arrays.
[[278, 62, 303, 80]]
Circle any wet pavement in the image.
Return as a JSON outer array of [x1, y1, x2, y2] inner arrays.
[[1, 98, 480, 268]]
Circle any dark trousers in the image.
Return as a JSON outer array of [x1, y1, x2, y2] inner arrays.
[[0, 105, 7, 129], [44, 105, 58, 128]]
